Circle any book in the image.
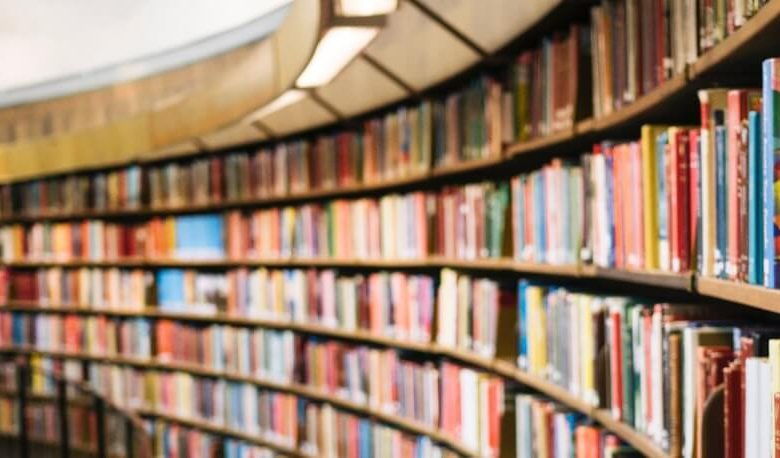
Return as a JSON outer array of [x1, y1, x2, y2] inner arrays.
[[762, 59, 780, 288]]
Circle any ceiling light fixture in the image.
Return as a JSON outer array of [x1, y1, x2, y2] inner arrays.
[[295, 26, 379, 88], [243, 89, 306, 123], [335, 0, 398, 16]]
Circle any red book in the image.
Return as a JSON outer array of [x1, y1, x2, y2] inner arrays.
[[727, 91, 747, 280], [688, 129, 701, 269], [210, 157, 223, 203], [630, 143, 645, 269], [609, 146, 625, 268], [671, 129, 691, 272], [724, 361, 743, 458]]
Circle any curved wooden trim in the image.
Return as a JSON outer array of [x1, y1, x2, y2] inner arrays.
[[0, 257, 582, 277], [0, 0, 323, 182]]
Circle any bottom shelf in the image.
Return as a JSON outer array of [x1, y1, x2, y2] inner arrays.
[[0, 345, 667, 458]]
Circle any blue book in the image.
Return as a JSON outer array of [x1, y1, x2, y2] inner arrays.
[[156, 269, 185, 310], [715, 120, 728, 278], [763, 59, 780, 288], [533, 173, 546, 260], [517, 280, 528, 369], [605, 143, 616, 267], [175, 213, 225, 259], [359, 418, 372, 458], [12, 313, 23, 345], [133, 166, 143, 207], [748, 111, 764, 284], [656, 132, 669, 269]]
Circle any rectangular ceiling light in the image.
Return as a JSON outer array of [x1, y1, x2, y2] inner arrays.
[[336, 0, 398, 16], [295, 26, 378, 88], [243, 89, 306, 123]]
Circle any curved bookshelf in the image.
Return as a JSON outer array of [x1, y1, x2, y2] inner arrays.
[[0, 0, 777, 225], [0, 333, 666, 458], [8, 254, 780, 315], [3, 3, 780, 458], [0, 346, 480, 457]]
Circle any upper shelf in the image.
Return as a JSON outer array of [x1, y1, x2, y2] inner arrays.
[[0, 0, 566, 182]]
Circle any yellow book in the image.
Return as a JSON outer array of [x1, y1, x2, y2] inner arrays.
[[527, 285, 547, 376], [640, 125, 667, 270], [579, 294, 596, 405], [29, 354, 44, 393], [164, 217, 176, 257], [457, 275, 470, 351]]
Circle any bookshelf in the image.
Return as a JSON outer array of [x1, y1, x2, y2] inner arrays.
[[4, 1, 780, 457]]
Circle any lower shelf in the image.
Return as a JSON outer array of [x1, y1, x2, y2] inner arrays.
[[0, 345, 667, 458]]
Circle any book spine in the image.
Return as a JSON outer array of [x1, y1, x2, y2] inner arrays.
[[763, 59, 778, 288], [749, 111, 764, 284]]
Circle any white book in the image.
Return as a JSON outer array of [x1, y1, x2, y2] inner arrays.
[[436, 269, 457, 348], [745, 357, 764, 458], [460, 369, 478, 450], [681, 326, 734, 458], [516, 395, 534, 458], [759, 359, 773, 458]]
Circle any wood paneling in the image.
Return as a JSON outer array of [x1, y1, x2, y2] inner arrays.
[[315, 56, 409, 117], [363, 1, 479, 91]]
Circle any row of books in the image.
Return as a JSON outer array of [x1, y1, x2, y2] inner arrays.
[[0, 180, 510, 262], [1, 266, 514, 359], [1, 0, 773, 221], [85, 363, 486, 456], [436, 268, 513, 359], [0, 312, 152, 359], [514, 394, 641, 458], [4, 267, 152, 310], [0, 72, 503, 218], [588, 0, 767, 119], [0, 355, 453, 458], [1, 266, 437, 343], [0, 397, 98, 452], [5, 73, 780, 287], [517, 281, 780, 457], [154, 416, 453, 458], [0, 313, 501, 449], [504, 24, 591, 142]]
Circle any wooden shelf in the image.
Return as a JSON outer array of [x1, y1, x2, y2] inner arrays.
[[696, 276, 780, 313], [589, 410, 667, 458], [580, 266, 694, 291], [592, 73, 690, 131], [504, 127, 575, 157]]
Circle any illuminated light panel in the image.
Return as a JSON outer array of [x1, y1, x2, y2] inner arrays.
[[295, 26, 378, 88], [243, 89, 306, 122], [336, 0, 398, 16]]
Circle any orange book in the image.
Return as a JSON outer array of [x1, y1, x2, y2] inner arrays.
[[156, 320, 175, 360], [63, 314, 82, 352]]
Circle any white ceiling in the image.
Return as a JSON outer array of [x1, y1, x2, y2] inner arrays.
[[0, 0, 291, 97]]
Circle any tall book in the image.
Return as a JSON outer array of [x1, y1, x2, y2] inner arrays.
[[698, 89, 730, 277], [762, 59, 780, 288]]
